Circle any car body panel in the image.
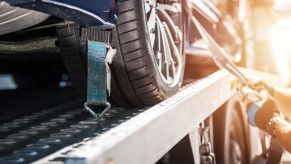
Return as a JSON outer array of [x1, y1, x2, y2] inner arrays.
[[0, 1, 49, 35], [3, 0, 119, 28]]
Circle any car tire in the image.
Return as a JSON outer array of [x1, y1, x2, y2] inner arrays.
[[213, 99, 250, 164], [57, 0, 185, 107]]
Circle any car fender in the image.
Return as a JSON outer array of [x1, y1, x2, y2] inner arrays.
[[4, 0, 119, 29]]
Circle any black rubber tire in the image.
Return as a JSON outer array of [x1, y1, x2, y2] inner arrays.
[[56, 25, 87, 94], [213, 101, 250, 164], [111, 0, 184, 106], [57, 0, 185, 107]]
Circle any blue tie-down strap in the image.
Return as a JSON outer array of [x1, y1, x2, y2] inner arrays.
[[84, 40, 114, 120], [87, 41, 107, 105]]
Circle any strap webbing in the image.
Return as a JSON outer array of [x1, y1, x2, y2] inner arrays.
[[87, 40, 107, 105]]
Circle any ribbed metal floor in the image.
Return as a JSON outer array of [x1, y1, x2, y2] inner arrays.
[[0, 88, 144, 163]]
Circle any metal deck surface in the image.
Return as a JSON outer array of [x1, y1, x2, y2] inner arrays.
[[0, 87, 144, 163], [0, 70, 290, 163], [34, 70, 235, 164]]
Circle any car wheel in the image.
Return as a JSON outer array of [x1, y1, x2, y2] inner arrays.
[[213, 99, 250, 164], [57, 0, 185, 107]]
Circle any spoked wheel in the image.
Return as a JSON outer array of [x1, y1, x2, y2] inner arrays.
[[110, 0, 185, 106], [145, 0, 184, 86], [104, 0, 185, 106], [57, 0, 185, 107], [213, 98, 250, 164]]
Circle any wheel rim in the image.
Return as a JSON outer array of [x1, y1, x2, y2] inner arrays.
[[228, 106, 247, 164], [229, 139, 243, 164], [145, 0, 183, 87]]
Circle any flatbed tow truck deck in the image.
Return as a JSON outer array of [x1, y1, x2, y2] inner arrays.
[[0, 69, 290, 164], [0, 70, 233, 164]]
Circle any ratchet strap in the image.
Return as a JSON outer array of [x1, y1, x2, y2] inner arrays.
[[84, 40, 116, 120]]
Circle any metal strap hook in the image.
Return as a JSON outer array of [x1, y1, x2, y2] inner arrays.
[[84, 102, 111, 120]]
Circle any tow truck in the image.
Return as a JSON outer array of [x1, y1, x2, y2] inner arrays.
[[0, 0, 290, 164]]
